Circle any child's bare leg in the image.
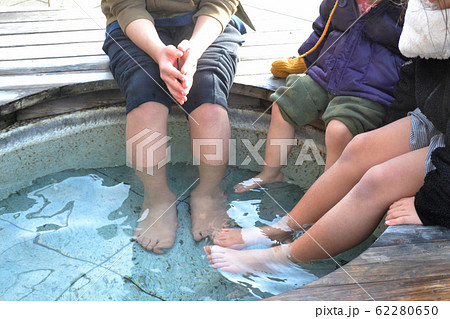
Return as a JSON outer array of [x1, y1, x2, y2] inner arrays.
[[289, 147, 427, 262], [207, 147, 427, 273], [127, 102, 178, 254], [189, 103, 230, 241], [215, 117, 412, 249], [324, 120, 354, 170], [234, 103, 294, 193]]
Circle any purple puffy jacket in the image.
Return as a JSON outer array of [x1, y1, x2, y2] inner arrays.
[[301, 0, 406, 107]]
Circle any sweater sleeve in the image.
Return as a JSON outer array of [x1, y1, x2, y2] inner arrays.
[[194, 0, 239, 32], [106, 0, 154, 34], [385, 59, 417, 124], [414, 147, 450, 229]]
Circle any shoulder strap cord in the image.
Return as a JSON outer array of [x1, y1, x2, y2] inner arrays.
[[299, 0, 339, 58], [270, 0, 339, 77]]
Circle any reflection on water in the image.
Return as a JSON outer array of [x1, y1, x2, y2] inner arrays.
[[0, 163, 339, 301]]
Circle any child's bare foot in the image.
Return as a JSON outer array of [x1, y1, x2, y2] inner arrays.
[[213, 226, 291, 249], [214, 216, 296, 249], [189, 187, 229, 241], [133, 192, 178, 254], [204, 244, 297, 274], [385, 196, 423, 226], [234, 169, 284, 193]]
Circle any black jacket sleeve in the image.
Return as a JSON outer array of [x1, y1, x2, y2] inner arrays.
[[413, 59, 450, 229], [385, 59, 417, 124], [415, 147, 450, 229]]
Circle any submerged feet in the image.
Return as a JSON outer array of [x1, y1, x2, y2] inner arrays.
[[190, 187, 229, 241], [133, 186, 229, 251], [204, 244, 297, 274], [234, 169, 284, 193], [133, 192, 178, 254], [214, 216, 296, 250]]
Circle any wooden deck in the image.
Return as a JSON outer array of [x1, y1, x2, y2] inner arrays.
[[268, 225, 450, 301], [0, 1, 449, 301], [0, 1, 317, 125]]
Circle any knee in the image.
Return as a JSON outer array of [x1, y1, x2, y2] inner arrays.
[[127, 103, 148, 122], [191, 103, 227, 124], [325, 120, 353, 151], [127, 102, 168, 125], [271, 103, 287, 124], [354, 164, 387, 197], [339, 131, 372, 164], [271, 103, 282, 117]]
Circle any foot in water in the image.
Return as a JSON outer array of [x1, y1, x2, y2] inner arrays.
[[204, 244, 298, 274], [133, 191, 178, 254], [189, 187, 230, 241], [213, 216, 296, 250], [234, 168, 284, 193]]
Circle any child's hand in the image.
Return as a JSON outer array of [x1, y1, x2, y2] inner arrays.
[[177, 39, 200, 96], [385, 197, 423, 226], [157, 45, 188, 104]]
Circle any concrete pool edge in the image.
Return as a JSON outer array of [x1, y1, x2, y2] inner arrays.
[[0, 106, 326, 200]]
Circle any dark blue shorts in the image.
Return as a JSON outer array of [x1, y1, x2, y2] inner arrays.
[[102, 21, 244, 115]]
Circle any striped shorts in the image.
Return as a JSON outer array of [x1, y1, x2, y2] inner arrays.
[[409, 108, 445, 174]]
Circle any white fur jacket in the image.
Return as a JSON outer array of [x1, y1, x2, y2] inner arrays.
[[399, 0, 450, 59]]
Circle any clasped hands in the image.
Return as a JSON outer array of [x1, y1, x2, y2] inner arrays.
[[157, 39, 199, 105]]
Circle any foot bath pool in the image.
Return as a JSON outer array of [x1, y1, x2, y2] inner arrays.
[[0, 107, 376, 300]]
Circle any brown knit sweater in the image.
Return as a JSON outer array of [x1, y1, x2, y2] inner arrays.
[[101, 0, 239, 34]]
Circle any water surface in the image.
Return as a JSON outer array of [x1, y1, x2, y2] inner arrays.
[[0, 163, 342, 301]]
